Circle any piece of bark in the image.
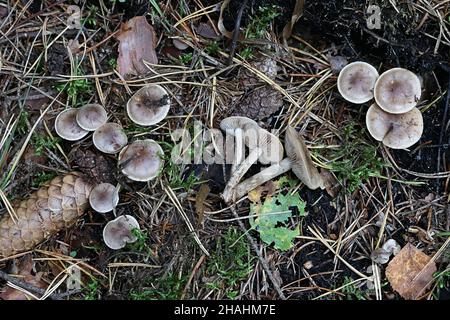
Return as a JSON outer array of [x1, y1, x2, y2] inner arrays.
[[116, 16, 158, 77]]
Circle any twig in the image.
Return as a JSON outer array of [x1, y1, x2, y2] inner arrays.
[[0, 270, 81, 300], [227, 0, 249, 66], [229, 204, 287, 300]]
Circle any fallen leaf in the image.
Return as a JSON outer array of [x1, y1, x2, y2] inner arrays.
[[195, 22, 221, 40], [248, 186, 263, 203], [116, 16, 158, 77], [385, 243, 437, 299], [282, 0, 305, 41], [195, 184, 210, 226], [285, 127, 325, 190], [320, 169, 340, 197], [250, 193, 305, 251], [0, 256, 46, 300]]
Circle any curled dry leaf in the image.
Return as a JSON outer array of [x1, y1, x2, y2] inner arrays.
[[116, 16, 158, 77], [285, 127, 324, 190], [385, 243, 437, 299]]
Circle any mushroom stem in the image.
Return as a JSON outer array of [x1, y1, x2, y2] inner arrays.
[[231, 128, 244, 173], [222, 147, 262, 203], [229, 158, 292, 203]]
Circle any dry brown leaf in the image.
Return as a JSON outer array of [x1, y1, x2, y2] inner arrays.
[[282, 0, 305, 41], [116, 16, 158, 77], [385, 243, 437, 299], [319, 168, 340, 197], [0, 256, 47, 300], [195, 184, 210, 226], [248, 186, 263, 203], [285, 127, 325, 190]]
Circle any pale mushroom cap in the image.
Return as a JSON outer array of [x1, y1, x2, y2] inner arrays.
[[337, 61, 379, 104], [251, 128, 284, 164], [93, 123, 128, 154], [54, 108, 89, 141], [366, 103, 423, 149], [89, 183, 119, 213], [76, 104, 108, 131], [127, 85, 171, 126], [118, 139, 164, 182], [219, 116, 258, 133], [220, 117, 283, 163], [102, 215, 140, 250], [374, 68, 422, 114]]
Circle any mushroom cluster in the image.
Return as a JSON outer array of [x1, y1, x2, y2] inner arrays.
[[337, 62, 424, 149], [220, 116, 324, 203], [54, 84, 171, 249]]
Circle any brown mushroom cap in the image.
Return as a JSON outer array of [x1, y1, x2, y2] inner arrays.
[[55, 108, 89, 141], [93, 123, 128, 154], [89, 183, 119, 213], [127, 85, 171, 126], [118, 139, 164, 181], [374, 68, 422, 114], [366, 103, 423, 149], [76, 104, 108, 131], [337, 61, 379, 104], [102, 215, 140, 250]]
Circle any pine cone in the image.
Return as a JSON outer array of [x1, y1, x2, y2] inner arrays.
[[0, 173, 93, 258]]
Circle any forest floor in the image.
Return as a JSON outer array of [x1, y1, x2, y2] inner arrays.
[[0, 0, 449, 300]]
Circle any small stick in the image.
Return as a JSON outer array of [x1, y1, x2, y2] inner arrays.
[[0, 270, 81, 300], [229, 205, 287, 300], [227, 0, 249, 66]]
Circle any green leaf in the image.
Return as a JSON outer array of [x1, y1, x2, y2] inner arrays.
[[259, 225, 300, 251], [250, 193, 305, 251]]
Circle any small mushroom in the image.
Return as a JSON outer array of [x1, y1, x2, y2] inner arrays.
[[366, 103, 423, 149], [220, 117, 284, 203], [228, 126, 324, 202], [172, 38, 189, 50], [373, 68, 422, 114], [76, 103, 108, 131], [54, 108, 89, 141], [118, 139, 164, 182], [93, 123, 128, 154], [127, 84, 171, 126], [337, 61, 379, 104], [89, 183, 119, 213], [220, 116, 259, 171], [102, 215, 140, 250]]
